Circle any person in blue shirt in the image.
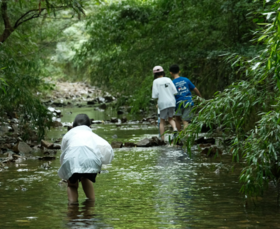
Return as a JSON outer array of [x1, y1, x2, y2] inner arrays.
[[169, 64, 202, 131]]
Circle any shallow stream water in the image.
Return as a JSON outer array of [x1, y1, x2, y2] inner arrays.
[[0, 106, 280, 228]]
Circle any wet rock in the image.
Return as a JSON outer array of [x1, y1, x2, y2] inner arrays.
[[97, 97, 106, 103], [32, 145, 42, 152], [3, 143, 12, 149], [123, 142, 137, 147], [111, 142, 123, 148], [121, 117, 127, 123], [43, 149, 57, 155], [99, 103, 107, 109], [54, 110, 62, 116], [52, 100, 64, 107], [199, 143, 212, 148], [214, 168, 220, 174], [47, 107, 55, 112], [55, 138, 62, 143], [92, 120, 102, 124], [50, 144, 61, 150], [104, 95, 115, 102], [40, 161, 52, 169], [51, 121, 63, 127], [38, 156, 56, 160], [13, 142, 32, 154], [201, 146, 222, 157], [194, 137, 215, 145], [150, 137, 166, 146], [201, 124, 217, 133], [137, 137, 166, 147], [87, 100, 97, 105], [41, 140, 53, 149], [0, 126, 9, 136], [111, 117, 118, 123], [12, 124, 19, 133], [2, 157, 14, 163], [117, 110, 124, 115], [12, 154, 21, 160], [137, 138, 151, 147]]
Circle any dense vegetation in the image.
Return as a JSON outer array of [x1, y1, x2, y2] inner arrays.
[[2, 0, 280, 199], [72, 0, 280, 198], [72, 0, 265, 111], [0, 0, 90, 138]]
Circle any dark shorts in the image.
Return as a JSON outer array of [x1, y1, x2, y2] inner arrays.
[[175, 105, 193, 122], [68, 173, 97, 184]]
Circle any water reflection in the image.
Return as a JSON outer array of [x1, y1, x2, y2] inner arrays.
[[1, 106, 280, 228], [67, 200, 112, 228]]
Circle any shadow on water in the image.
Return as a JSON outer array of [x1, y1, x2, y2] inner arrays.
[[1, 106, 280, 228]]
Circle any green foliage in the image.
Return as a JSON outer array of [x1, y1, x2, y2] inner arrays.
[[72, 0, 264, 110], [0, 0, 99, 139], [181, 0, 280, 197]]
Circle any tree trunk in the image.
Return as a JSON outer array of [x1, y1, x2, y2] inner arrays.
[[0, 1, 14, 43]]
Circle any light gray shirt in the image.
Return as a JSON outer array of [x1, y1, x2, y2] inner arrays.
[[152, 77, 177, 111]]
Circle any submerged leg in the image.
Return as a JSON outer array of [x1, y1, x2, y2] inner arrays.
[[81, 177, 95, 201], [67, 180, 79, 204]]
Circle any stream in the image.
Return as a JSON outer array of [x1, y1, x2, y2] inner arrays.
[[0, 106, 280, 228]]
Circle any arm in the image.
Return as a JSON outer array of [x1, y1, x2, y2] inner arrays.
[[193, 87, 202, 98], [152, 81, 158, 99]]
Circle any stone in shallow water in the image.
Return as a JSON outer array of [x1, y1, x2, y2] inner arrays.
[[92, 120, 102, 124], [99, 103, 107, 109], [137, 138, 151, 147], [121, 116, 127, 123], [137, 137, 166, 147], [38, 156, 56, 160], [51, 121, 63, 127], [201, 146, 222, 157], [194, 137, 215, 145], [111, 142, 123, 148], [41, 140, 53, 149], [111, 117, 118, 123], [123, 142, 137, 147], [13, 142, 32, 154]]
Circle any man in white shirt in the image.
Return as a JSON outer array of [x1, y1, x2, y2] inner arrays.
[[152, 66, 178, 141]]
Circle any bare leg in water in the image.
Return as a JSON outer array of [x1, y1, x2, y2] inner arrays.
[[81, 177, 95, 201], [67, 180, 79, 205], [159, 117, 177, 141]]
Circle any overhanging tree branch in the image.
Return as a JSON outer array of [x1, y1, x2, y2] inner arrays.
[[0, 1, 78, 43], [0, 0, 14, 43]]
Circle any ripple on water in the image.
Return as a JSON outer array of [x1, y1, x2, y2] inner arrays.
[[0, 108, 280, 228]]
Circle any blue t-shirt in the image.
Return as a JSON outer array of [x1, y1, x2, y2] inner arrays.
[[172, 77, 195, 108]]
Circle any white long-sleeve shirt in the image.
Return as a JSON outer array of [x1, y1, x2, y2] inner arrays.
[[58, 125, 114, 180]]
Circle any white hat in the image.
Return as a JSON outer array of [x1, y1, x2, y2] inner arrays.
[[153, 66, 164, 74]]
